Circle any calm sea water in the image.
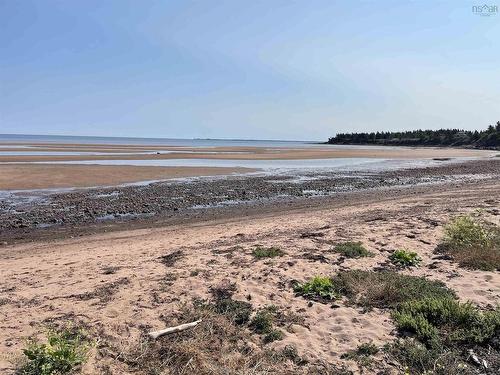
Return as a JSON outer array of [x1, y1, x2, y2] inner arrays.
[[0, 134, 320, 148]]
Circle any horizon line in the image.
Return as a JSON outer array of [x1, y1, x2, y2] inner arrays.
[[0, 133, 321, 143]]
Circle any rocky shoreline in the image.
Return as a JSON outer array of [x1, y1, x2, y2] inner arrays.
[[1, 158, 498, 244]]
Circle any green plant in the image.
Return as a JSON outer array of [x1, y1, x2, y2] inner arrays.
[[214, 299, 252, 325], [204, 281, 253, 325], [252, 246, 285, 259], [389, 249, 421, 268], [331, 270, 455, 309], [385, 339, 470, 375], [264, 329, 284, 343], [444, 215, 489, 248], [293, 276, 339, 302], [195, 297, 252, 325], [393, 297, 500, 347], [333, 242, 373, 258], [355, 343, 379, 356], [276, 345, 307, 365], [19, 328, 90, 375], [437, 215, 500, 271], [341, 342, 379, 367], [250, 306, 283, 344], [250, 307, 276, 334]]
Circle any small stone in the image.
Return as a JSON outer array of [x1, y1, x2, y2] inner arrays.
[[289, 324, 309, 335]]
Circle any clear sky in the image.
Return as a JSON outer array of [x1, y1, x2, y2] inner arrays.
[[1, 1, 499, 140]]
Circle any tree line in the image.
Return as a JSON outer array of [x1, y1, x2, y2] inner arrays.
[[327, 122, 500, 149]]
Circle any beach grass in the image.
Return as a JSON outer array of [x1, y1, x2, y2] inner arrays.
[[252, 246, 285, 259], [331, 270, 454, 309], [436, 215, 500, 271], [333, 241, 373, 258]]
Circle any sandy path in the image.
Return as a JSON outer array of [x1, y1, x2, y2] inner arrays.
[[0, 181, 499, 373]]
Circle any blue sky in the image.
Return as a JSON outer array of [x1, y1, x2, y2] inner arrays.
[[1, 1, 499, 140]]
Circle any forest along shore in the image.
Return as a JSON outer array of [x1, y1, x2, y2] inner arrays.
[[0, 158, 499, 244]]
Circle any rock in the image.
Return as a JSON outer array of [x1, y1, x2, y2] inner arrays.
[[428, 262, 441, 269], [289, 324, 309, 335]]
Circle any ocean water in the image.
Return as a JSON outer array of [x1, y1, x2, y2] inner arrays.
[[0, 134, 320, 148], [0, 133, 409, 150]]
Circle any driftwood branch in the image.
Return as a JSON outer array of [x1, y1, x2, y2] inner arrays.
[[148, 319, 202, 339]]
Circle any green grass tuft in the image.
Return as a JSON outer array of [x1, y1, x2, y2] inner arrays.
[[355, 342, 379, 356], [389, 249, 422, 268], [444, 215, 490, 248], [263, 329, 284, 343], [333, 242, 373, 258], [331, 270, 454, 309], [341, 343, 379, 367], [252, 246, 285, 259], [437, 215, 500, 271], [250, 306, 284, 344], [250, 307, 276, 334]]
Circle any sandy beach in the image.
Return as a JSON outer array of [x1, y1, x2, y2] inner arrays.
[[0, 142, 495, 164], [0, 164, 254, 190], [0, 142, 496, 191], [3, 1, 500, 372], [1, 141, 499, 374], [0, 177, 498, 373]]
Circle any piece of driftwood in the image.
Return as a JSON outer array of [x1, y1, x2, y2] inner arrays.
[[148, 319, 202, 339]]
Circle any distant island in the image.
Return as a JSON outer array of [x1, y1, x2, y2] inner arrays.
[[327, 122, 500, 149]]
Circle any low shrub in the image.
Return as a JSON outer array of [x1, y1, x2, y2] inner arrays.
[[385, 338, 470, 375], [19, 328, 90, 375], [276, 345, 307, 366], [263, 329, 284, 343], [205, 280, 252, 324], [341, 342, 379, 367], [250, 306, 284, 343], [212, 298, 253, 325], [252, 246, 285, 259], [293, 276, 339, 302], [438, 215, 500, 271], [332, 270, 455, 309], [355, 342, 379, 356], [389, 249, 421, 268], [333, 242, 373, 258], [250, 307, 276, 334], [393, 297, 500, 347], [444, 215, 489, 248]]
